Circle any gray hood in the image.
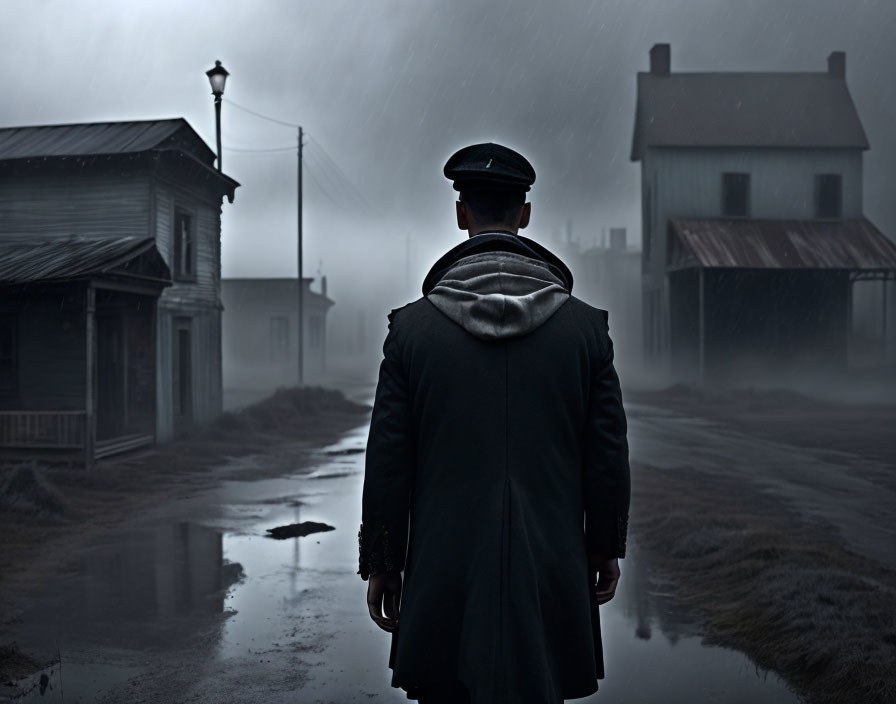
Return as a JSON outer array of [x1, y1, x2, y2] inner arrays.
[[426, 250, 570, 340]]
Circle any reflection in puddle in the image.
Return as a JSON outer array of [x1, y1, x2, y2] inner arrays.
[[8, 522, 242, 703], [5, 423, 802, 703]]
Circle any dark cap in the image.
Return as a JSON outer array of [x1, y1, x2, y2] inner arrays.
[[443, 142, 535, 192]]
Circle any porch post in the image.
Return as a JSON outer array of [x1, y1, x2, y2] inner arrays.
[[846, 275, 853, 368], [85, 284, 96, 469], [698, 268, 705, 384], [883, 277, 889, 364]]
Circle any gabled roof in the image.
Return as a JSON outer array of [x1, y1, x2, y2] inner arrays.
[[0, 118, 215, 164], [631, 72, 869, 161], [0, 236, 171, 285], [667, 218, 896, 271]]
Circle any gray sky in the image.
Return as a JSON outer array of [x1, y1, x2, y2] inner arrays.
[[1, 0, 894, 316]]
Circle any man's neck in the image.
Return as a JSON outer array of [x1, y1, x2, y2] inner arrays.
[[468, 227, 518, 238]]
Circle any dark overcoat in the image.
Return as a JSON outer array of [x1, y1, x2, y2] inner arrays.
[[359, 233, 630, 704]]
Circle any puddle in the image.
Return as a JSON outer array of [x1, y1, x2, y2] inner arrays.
[[3, 422, 801, 702]]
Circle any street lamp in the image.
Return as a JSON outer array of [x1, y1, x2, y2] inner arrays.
[[206, 60, 229, 171]]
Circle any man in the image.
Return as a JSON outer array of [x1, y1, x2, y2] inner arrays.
[[359, 143, 630, 704]]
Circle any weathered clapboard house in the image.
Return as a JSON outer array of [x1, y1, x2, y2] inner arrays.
[[0, 119, 238, 461], [632, 45, 896, 382]]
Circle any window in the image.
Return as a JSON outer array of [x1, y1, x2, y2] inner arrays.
[[270, 316, 289, 360], [309, 315, 324, 350], [815, 174, 842, 219], [173, 209, 195, 280], [722, 173, 750, 217], [0, 315, 16, 392]]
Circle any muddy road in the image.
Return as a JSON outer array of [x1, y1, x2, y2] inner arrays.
[[4, 386, 894, 702]]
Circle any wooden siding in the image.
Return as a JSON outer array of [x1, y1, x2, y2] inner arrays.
[[0, 291, 86, 411], [153, 176, 224, 440], [0, 169, 151, 239], [154, 177, 222, 309], [155, 305, 222, 441]]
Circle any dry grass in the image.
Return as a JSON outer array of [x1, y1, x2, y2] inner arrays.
[[632, 462, 896, 704]]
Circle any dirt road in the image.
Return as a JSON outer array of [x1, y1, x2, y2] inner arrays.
[[2, 385, 893, 703]]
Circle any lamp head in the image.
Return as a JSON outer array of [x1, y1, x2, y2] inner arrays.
[[206, 60, 229, 97]]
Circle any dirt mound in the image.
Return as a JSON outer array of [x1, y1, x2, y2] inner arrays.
[[210, 386, 368, 440], [0, 641, 45, 685], [0, 462, 68, 517]]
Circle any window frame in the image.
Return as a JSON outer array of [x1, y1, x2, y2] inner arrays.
[[172, 206, 197, 282], [721, 172, 751, 218], [815, 173, 843, 220], [0, 313, 18, 394]]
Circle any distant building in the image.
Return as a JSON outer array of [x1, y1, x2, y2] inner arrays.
[[572, 228, 642, 371], [0, 119, 238, 461], [221, 277, 334, 390], [632, 44, 896, 382]]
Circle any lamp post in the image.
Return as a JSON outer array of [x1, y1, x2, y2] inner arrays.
[[206, 60, 229, 171]]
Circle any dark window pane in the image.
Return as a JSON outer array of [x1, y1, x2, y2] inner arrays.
[[0, 315, 15, 390], [722, 173, 750, 217], [174, 210, 194, 279], [816, 174, 842, 219]]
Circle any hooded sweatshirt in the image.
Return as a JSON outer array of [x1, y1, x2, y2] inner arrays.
[[423, 231, 573, 340]]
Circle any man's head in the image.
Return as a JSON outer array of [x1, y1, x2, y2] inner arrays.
[[443, 143, 535, 238]]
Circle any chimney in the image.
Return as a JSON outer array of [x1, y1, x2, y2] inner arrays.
[[827, 51, 845, 78], [650, 43, 670, 76], [321, 275, 328, 298]]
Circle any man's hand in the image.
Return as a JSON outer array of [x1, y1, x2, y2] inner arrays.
[[589, 553, 621, 605], [367, 570, 402, 632]]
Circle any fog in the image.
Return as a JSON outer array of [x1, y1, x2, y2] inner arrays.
[[2, 0, 895, 366]]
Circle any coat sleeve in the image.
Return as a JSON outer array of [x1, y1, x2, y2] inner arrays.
[[358, 311, 415, 580], [582, 314, 631, 559]]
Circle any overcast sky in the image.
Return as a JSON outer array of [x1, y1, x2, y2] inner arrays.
[[1, 0, 894, 319]]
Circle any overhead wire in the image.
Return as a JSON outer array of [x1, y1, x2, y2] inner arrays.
[[223, 98, 301, 128], [220, 97, 370, 213]]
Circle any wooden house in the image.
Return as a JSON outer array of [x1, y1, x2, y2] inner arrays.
[[631, 45, 896, 382], [0, 119, 238, 461], [221, 277, 334, 390]]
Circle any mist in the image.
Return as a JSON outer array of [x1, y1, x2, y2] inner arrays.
[[3, 0, 895, 361]]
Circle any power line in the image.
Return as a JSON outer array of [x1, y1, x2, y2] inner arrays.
[[224, 144, 295, 153], [223, 98, 300, 128]]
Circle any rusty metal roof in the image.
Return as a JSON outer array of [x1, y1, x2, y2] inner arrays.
[[0, 118, 213, 162], [632, 72, 869, 160], [668, 218, 896, 271], [0, 236, 171, 284]]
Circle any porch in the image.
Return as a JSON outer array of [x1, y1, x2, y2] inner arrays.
[[0, 236, 170, 465]]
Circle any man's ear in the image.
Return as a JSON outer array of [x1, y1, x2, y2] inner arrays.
[[456, 201, 469, 231], [518, 202, 531, 230]]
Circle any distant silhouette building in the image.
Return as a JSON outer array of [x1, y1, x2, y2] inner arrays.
[[632, 45, 896, 382], [221, 277, 334, 390], [572, 228, 642, 371], [0, 119, 238, 461]]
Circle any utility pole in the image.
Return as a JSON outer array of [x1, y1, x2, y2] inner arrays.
[[297, 125, 304, 386]]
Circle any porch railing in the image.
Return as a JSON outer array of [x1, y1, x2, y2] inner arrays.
[[0, 411, 86, 449]]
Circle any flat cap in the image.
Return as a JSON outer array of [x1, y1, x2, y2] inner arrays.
[[443, 142, 535, 192]]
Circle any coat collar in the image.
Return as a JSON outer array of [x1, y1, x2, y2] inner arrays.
[[421, 231, 574, 295]]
